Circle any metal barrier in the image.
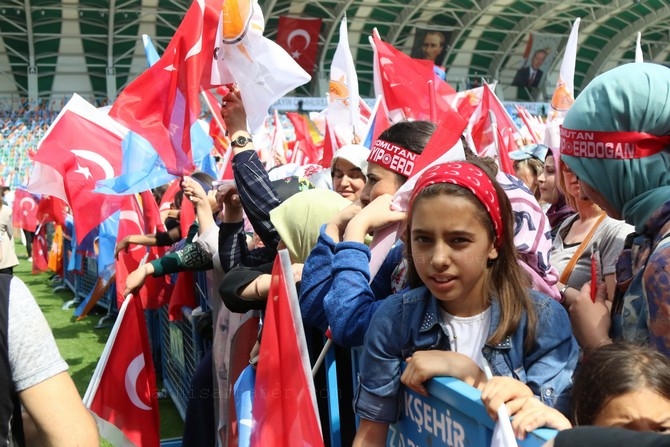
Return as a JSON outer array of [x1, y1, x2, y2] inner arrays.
[[159, 272, 210, 420]]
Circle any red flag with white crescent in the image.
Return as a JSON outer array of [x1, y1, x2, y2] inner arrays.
[[84, 294, 160, 447], [31, 94, 125, 243], [275, 16, 322, 78], [12, 187, 38, 232]]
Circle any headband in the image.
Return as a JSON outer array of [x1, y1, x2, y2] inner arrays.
[[367, 139, 417, 177], [560, 126, 670, 160], [410, 163, 503, 248]]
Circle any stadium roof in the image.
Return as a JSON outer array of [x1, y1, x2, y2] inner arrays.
[[0, 0, 668, 105]]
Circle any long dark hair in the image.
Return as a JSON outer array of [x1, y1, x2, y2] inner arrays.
[[405, 159, 536, 349], [572, 343, 670, 425]]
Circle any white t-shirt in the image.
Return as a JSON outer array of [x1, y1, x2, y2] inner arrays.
[[440, 307, 491, 372]]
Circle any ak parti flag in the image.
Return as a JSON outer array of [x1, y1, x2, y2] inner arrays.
[[276, 16, 322, 78], [210, 0, 311, 133], [251, 250, 323, 447], [12, 187, 38, 232], [30, 94, 125, 243], [110, 0, 223, 175], [83, 294, 160, 447]]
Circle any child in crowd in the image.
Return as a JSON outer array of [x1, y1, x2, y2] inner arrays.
[[300, 121, 434, 347], [353, 161, 578, 445], [482, 343, 670, 438]]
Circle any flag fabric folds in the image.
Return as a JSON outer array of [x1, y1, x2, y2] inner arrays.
[[12, 188, 38, 232], [251, 250, 323, 447], [369, 29, 456, 123], [84, 294, 160, 447], [110, 0, 223, 175], [29, 94, 125, 243], [328, 16, 363, 145], [210, 0, 311, 133], [275, 16, 322, 78]]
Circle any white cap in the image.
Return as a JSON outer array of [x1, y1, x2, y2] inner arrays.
[[331, 144, 370, 175]]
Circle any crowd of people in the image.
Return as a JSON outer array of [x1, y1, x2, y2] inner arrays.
[[2, 62, 670, 446], [113, 63, 670, 446]]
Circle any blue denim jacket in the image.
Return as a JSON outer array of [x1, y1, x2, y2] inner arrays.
[[354, 286, 579, 424]]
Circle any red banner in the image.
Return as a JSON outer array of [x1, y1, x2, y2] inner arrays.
[[276, 16, 322, 78]]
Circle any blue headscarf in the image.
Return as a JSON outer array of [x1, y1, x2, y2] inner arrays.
[[561, 63, 670, 233]]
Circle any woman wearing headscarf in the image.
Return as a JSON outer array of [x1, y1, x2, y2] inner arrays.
[[560, 63, 670, 355], [537, 147, 575, 239]]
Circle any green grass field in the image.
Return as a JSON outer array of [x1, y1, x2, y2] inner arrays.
[[13, 243, 184, 446]]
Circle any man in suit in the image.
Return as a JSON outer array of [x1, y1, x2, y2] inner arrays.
[[512, 48, 547, 88]]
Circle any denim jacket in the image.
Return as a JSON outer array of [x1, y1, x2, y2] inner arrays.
[[354, 286, 579, 424]]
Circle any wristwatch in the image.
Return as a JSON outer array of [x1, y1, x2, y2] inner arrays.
[[231, 134, 253, 148]]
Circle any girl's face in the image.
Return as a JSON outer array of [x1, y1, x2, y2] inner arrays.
[[514, 160, 538, 193], [410, 194, 498, 317], [331, 158, 366, 202], [359, 162, 403, 207], [593, 388, 670, 433], [537, 155, 557, 204]]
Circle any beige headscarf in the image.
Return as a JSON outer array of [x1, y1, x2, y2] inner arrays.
[[270, 188, 352, 263]]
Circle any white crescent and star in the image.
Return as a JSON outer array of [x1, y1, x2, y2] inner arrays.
[[19, 197, 36, 216], [71, 149, 115, 180], [125, 354, 152, 411], [287, 29, 311, 59]]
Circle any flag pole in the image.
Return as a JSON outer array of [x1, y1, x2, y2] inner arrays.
[[83, 294, 133, 406]]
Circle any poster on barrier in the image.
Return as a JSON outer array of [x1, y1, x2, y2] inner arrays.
[[386, 379, 557, 447]]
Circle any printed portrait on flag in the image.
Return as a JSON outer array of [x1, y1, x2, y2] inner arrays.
[[409, 27, 452, 66], [511, 32, 562, 93]]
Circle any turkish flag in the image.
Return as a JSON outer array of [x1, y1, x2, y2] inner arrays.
[[12, 188, 38, 232], [286, 112, 322, 164], [110, 0, 222, 175], [275, 17, 322, 79], [115, 195, 171, 310], [469, 84, 520, 170], [251, 251, 323, 447], [84, 294, 160, 447], [31, 225, 49, 274], [168, 270, 196, 321], [35, 195, 67, 228], [370, 30, 456, 123], [32, 95, 125, 243]]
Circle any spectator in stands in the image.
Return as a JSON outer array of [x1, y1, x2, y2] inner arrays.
[[0, 275, 99, 445], [560, 63, 670, 355], [482, 343, 670, 438], [551, 148, 631, 310], [508, 143, 547, 201], [0, 199, 18, 275], [512, 48, 547, 88], [353, 161, 578, 446], [330, 145, 369, 202], [537, 148, 575, 240]]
